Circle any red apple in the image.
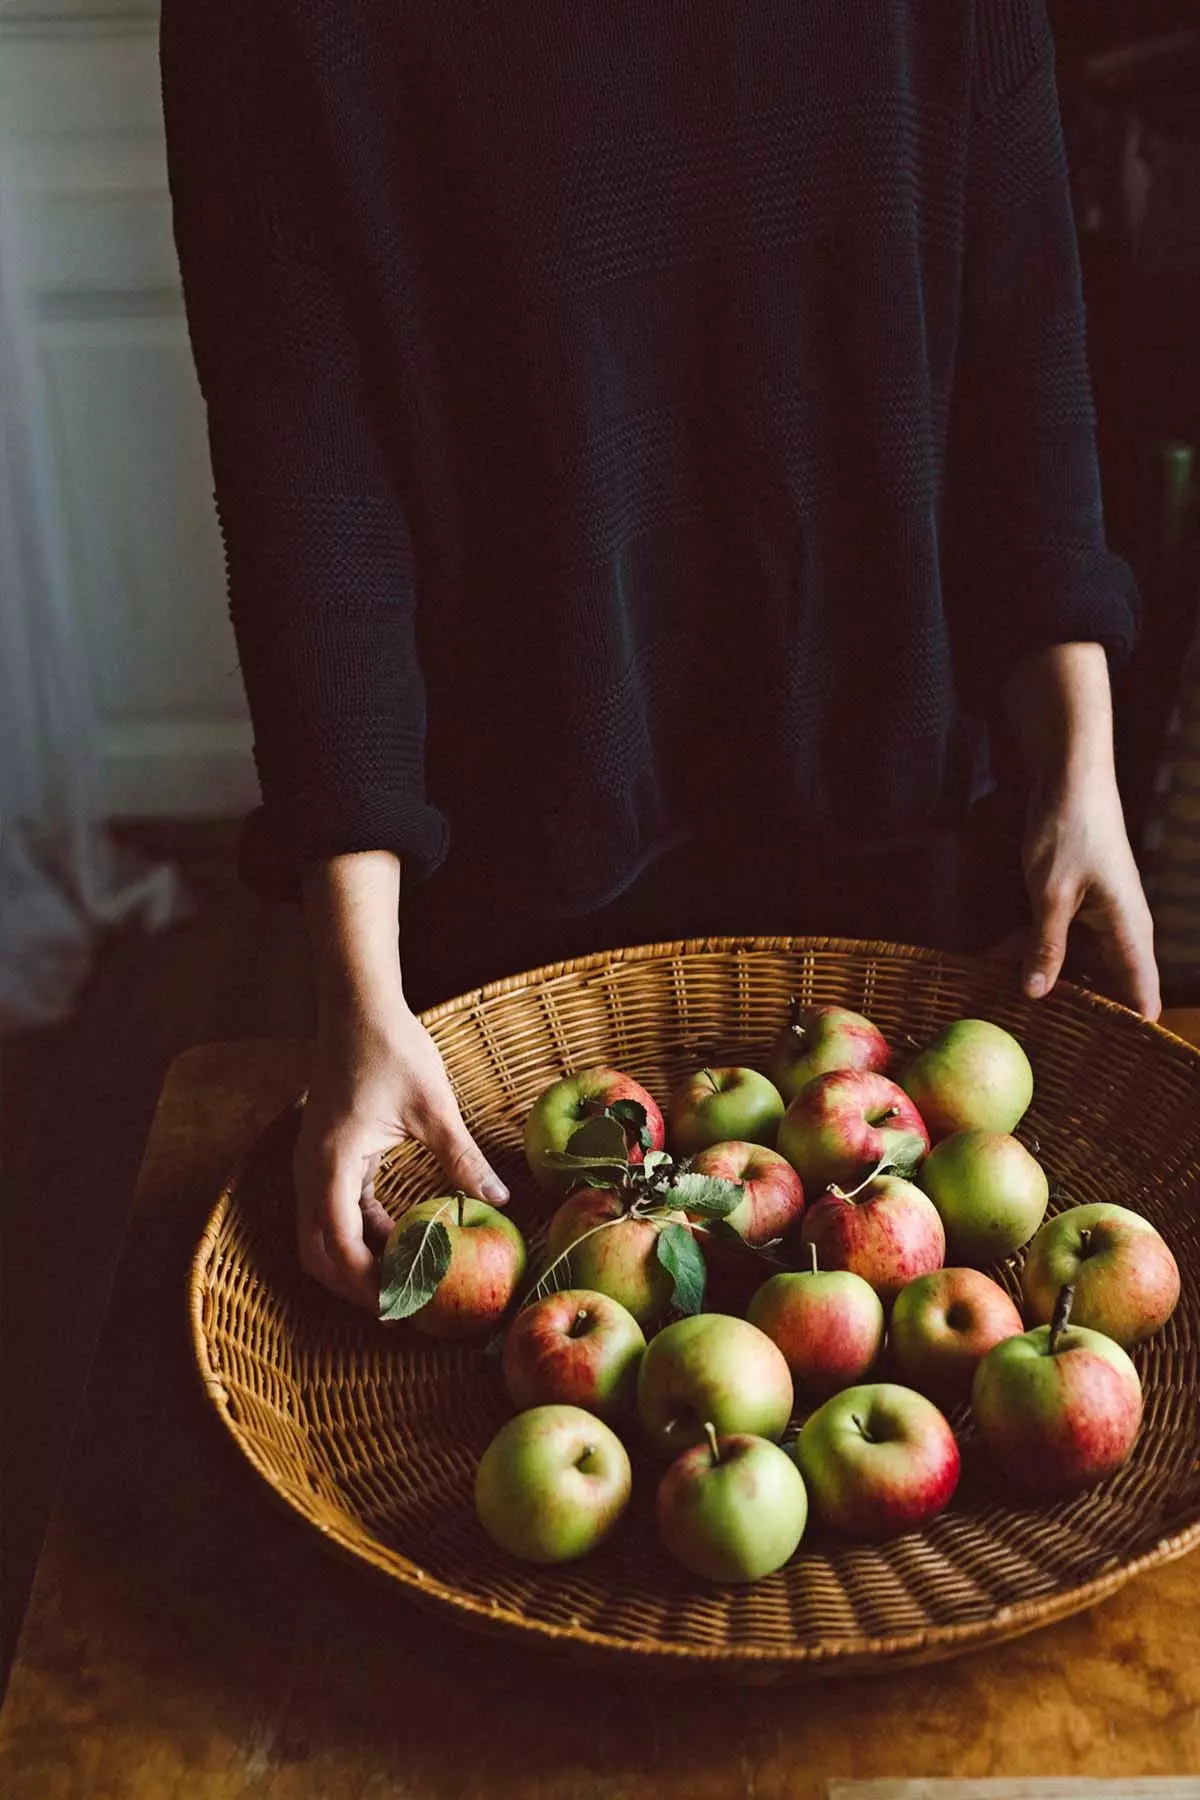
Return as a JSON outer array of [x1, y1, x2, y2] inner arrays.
[[501, 1288, 646, 1420], [543, 1185, 688, 1327], [769, 1002, 891, 1104], [667, 1067, 785, 1157], [636, 1313, 794, 1455], [792, 1382, 960, 1539], [1021, 1202, 1181, 1347], [776, 1069, 930, 1195], [686, 1141, 805, 1247], [383, 1196, 526, 1340], [798, 1175, 945, 1305], [524, 1066, 666, 1194], [972, 1290, 1143, 1496], [747, 1247, 886, 1399], [889, 1267, 1024, 1404]]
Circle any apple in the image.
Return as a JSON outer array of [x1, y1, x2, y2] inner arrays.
[[543, 1185, 689, 1327], [667, 1067, 785, 1158], [792, 1382, 960, 1539], [900, 1019, 1033, 1139], [1021, 1203, 1181, 1346], [747, 1249, 886, 1399], [776, 1070, 930, 1195], [474, 1404, 632, 1563], [797, 1175, 945, 1305], [917, 1130, 1049, 1264], [889, 1267, 1024, 1403], [384, 1196, 526, 1339], [524, 1066, 666, 1194], [769, 1002, 891, 1104], [686, 1140, 805, 1247], [972, 1290, 1143, 1495], [655, 1424, 809, 1582], [501, 1288, 646, 1420], [637, 1313, 794, 1456]]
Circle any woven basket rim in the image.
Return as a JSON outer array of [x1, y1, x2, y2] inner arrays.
[[187, 935, 1200, 1672]]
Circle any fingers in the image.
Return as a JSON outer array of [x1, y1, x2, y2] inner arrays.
[[417, 1097, 510, 1206], [1089, 895, 1162, 1021], [1021, 879, 1077, 1001], [294, 1134, 382, 1312]]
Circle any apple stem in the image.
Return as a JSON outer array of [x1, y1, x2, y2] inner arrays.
[[808, 1241, 819, 1275], [839, 1156, 889, 1202], [704, 1420, 721, 1466], [851, 1413, 873, 1444], [1049, 1283, 1075, 1354], [457, 1192, 466, 1230], [703, 1068, 721, 1096], [1079, 1227, 1092, 1256], [570, 1308, 589, 1338]]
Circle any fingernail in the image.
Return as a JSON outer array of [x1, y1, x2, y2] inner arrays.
[[1026, 973, 1047, 998], [481, 1175, 509, 1203]]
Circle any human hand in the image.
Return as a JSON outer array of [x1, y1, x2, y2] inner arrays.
[[1004, 770, 1161, 1019], [294, 995, 510, 1311]]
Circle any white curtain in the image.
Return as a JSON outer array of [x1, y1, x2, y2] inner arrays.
[[0, 184, 187, 1032]]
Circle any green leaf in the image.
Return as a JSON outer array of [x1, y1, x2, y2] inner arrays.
[[566, 1114, 632, 1162], [656, 1224, 707, 1315], [703, 1216, 750, 1247], [666, 1171, 745, 1218], [378, 1215, 453, 1322], [606, 1098, 648, 1136]]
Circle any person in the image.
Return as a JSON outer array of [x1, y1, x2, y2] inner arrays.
[[161, 0, 1160, 1313]]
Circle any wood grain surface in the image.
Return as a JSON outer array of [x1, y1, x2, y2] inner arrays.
[[0, 1028, 1198, 1798]]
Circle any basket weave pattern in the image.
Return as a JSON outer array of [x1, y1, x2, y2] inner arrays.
[[191, 939, 1200, 1678]]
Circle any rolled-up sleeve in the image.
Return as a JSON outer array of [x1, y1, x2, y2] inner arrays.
[[944, 0, 1140, 706], [160, 0, 448, 901]]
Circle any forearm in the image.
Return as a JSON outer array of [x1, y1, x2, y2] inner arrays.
[[1003, 641, 1117, 800], [302, 851, 407, 1023]]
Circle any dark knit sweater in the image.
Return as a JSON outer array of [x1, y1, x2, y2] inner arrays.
[[160, 0, 1138, 915]]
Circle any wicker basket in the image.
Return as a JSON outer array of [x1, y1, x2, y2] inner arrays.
[[190, 938, 1200, 1680]]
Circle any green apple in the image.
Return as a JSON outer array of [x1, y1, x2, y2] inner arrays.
[[501, 1288, 646, 1420], [889, 1267, 1024, 1404], [637, 1313, 794, 1455], [655, 1424, 809, 1582], [769, 1002, 892, 1104], [971, 1295, 1143, 1495], [900, 1019, 1033, 1139], [524, 1066, 666, 1194], [917, 1130, 1049, 1263], [1021, 1203, 1181, 1346], [544, 1184, 686, 1327], [747, 1250, 885, 1399], [667, 1067, 785, 1157], [384, 1197, 526, 1339], [792, 1382, 960, 1539], [474, 1404, 632, 1563]]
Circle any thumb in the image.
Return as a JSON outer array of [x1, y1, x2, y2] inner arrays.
[[422, 1102, 510, 1207], [1022, 880, 1077, 1000]]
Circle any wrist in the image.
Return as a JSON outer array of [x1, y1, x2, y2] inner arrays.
[[302, 850, 408, 1023], [1005, 642, 1115, 793]]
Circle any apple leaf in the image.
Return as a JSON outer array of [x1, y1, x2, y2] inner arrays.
[[606, 1097, 649, 1136], [703, 1217, 750, 1247], [877, 1151, 924, 1181], [566, 1114, 632, 1162], [378, 1216, 452, 1322], [666, 1171, 745, 1218], [656, 1223, 707, 1315]]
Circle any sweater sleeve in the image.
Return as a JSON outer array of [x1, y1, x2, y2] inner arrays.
[[160, 0, 448, 902], [943, 0, 1140, 707]]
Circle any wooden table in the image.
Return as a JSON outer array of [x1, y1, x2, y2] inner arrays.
[[3, 1024, 1200, 1799]]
